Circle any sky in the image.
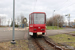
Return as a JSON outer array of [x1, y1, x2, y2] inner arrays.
[[0, 0, 75, 25]]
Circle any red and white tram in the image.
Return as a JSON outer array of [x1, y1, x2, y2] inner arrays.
[[29, 12, 46, 36]]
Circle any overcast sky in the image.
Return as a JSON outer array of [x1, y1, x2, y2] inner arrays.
[[0, 0, 75, 25]]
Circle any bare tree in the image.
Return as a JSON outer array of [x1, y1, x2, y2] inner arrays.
[[46, 14, 64, 27], [15, 14, 25, 26], [0, 16, 6, 26], [16, 16, 21, 25], [21, 16, 25, 24], [15, 14, 28, 27]]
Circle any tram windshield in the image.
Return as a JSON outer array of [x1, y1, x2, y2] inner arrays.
[[34, 13, 45, 24]]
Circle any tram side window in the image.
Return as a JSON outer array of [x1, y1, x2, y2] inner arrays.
[[31, 14, 33, 24], [30, 15, 31, 24]]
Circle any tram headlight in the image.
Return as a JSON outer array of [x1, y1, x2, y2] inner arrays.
[[34, 29, 36, 31], [41, 29, 44, 31]]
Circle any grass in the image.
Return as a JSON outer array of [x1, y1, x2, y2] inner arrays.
[[48, 34, 75, 47], [0, 40, 29, 50], [72, 31, 75, 33], [46, 26, 63, 30]]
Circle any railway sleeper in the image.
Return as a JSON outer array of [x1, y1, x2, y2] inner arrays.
[[33, 38, 44, 50]]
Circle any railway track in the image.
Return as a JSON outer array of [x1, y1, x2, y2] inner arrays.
[[31, 36, 63, 50]]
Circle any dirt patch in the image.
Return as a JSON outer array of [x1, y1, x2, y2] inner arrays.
[[0, 46, 5, 50]]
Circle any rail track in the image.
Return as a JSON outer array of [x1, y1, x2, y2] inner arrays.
[[31, 36, 63, 50]]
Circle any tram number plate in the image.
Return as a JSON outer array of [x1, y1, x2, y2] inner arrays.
[[37, 32, 42, 35]]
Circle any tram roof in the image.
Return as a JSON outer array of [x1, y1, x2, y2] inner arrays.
[[29, 12, 46, 15]]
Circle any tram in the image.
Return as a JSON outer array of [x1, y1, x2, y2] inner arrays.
[[29, 12, 46, 36]]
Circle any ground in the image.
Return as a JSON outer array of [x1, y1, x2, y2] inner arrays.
[[0, 27, 29, 50], [0, 27, 75, 50], [48, 34, 75, 49], [0, 27, 28, 42], [0, 27, 74, 42], [46, 28, 75, 49], [72, 31, 75, 33], [0, 40, 29, 50], [46, 26, 63, 30], [46, 28, 75, 36]]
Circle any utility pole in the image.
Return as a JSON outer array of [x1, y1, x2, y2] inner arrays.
[[65, 14, 70, 27], [52, 10, 55, 29], [57, 17, 59, 29], [67, 14, 70, 27], [11, 0, 16, 44]]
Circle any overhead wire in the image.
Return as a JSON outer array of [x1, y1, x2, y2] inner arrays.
[[33, 0, 37, 12], [56, 0, 69, 10], [56, 0, 75, 11], [59, 2, 75, 11]]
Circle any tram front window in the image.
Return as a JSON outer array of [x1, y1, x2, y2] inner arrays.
[[34, 14, 45, 24]]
